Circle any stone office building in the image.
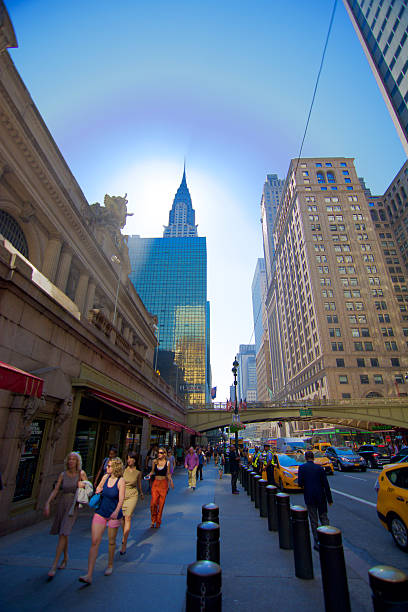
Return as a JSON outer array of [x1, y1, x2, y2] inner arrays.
[[0, 6, 192, 535]]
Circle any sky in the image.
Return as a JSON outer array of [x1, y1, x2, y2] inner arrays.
[[6, 0, 407, 401]]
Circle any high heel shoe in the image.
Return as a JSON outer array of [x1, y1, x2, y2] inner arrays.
[[58, 559, 68, 570]]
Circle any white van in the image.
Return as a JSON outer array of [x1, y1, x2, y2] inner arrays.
[[276, 438, 306, 453]]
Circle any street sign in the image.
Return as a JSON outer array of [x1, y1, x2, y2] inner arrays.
[[299, 408, 313, 417]]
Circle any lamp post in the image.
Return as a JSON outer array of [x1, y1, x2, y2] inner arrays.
[[232, 359, 239, 449], [111, 255, 121, 327]]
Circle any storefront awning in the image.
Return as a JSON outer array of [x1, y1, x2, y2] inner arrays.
[[0, 360, 44, 398], [92, 391, 188, 433]]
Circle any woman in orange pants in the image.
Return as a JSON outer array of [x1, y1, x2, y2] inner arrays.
[[148, 448, 174, 528]]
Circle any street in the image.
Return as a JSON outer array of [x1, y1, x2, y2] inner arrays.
[[0, 463, 406, 611]]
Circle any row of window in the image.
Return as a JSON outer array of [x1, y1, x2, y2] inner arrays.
[[331, 341, 398, 351], [336, 357, 400, 367]]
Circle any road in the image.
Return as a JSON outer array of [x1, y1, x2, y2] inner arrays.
[[286, 466, 408, 575]]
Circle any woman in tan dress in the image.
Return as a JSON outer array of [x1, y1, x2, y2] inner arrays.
[[44, 451, 87, 578], [120, 451, 144, 554]]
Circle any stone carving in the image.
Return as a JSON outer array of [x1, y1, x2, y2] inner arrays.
[[18, 394, 46, 446], [88, 194, 133, 234], [50, 395, 73, 446]]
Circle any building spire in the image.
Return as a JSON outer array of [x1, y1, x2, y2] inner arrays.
[[163, 163, 198, 237]]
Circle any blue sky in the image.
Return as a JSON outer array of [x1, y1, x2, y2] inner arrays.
[[6, 0, 407, 401]]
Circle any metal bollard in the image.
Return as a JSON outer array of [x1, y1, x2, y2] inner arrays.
[[197, 521, 220, 564], [243, 467, 249, 491], [242, 467, 247, 491], [276, 492, 293, 550], [291, 505, 313, 580], [202, 503, 219, 525], [258, 479, 268, 518], [186, 560, 222, 612], [250, 471, 256, 502], [254, 475, 261, 508], [368, 565, 408, 611], [317, 526, 351, 612], [266, 485, 278, 531]]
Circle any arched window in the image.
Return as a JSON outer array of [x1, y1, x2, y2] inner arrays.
[[0, 210, 28, 258], [317, 172, 325, 184], [327, 171, 336, 183]]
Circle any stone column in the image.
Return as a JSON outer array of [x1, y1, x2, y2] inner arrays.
[[84, 279, 96, 317], [41, 235, 62, 283], [55, 247, 73, 292], [140, 417, 151, 466], [74, 271, 89, 314]]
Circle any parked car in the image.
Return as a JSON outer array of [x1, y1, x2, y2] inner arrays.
[[357, 445, 390, 469], [325, 446, 366, 472], [390, 448, 408, 463], [313, 442, 332, 453], [377, 462, 408, 551], [293, 449, 334, 475]]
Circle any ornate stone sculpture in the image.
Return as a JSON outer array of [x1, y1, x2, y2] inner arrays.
[[50, 395, 73, 446], [18, 394, 46, 447]]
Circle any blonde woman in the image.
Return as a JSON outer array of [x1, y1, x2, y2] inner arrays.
[[148, 447, 174, 528], [44, 451, 87, 578], [79, 457, 125, 584], [120, 451, 143, 555]]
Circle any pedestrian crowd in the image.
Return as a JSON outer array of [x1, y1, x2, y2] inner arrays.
[[44, 443, 215, 585]]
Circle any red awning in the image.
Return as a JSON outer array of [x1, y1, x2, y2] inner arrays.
[[92, 391, 184, 433], [0, 360, 44, 398]]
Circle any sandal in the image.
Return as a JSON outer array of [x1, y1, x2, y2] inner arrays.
[[47, 569, 56, 579], [78, 575, 92, 585], [58, 559, 68, 570]]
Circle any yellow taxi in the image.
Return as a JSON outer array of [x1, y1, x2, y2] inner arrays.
[[376, 461, 408, 551], [273, 453, 304, 491], [313, 442, 332, 453], [295, 449, 334, 475]]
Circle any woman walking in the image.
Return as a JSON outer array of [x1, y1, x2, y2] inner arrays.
[[79, 457, 125, 584], [120, 452, 143, 555], [44, 451, 87, 578], [148, 447, 173, 528]]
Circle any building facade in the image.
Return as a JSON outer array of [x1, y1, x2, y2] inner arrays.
[[344, 0, 408, 155], [128, 172, 210, 407], [260, 173, 285, 284], [266, 157, 408, 404], [0, 7, 191, 535]]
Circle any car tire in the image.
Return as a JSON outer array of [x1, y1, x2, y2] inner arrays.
[[389, 514, 408, 552], [279, 478, 284, 492]]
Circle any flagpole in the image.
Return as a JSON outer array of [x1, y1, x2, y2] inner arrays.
[[232, 359, 239, 449]]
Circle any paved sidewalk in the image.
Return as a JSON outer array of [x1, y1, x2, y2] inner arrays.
[[0, 463, 371, 611]]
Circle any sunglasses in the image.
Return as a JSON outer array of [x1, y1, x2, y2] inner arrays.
[[158, 451, 165, 454]]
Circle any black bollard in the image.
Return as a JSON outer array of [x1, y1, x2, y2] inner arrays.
[[186, 560, 222, 612], [244, 467, 249, 491], [202, 503, 219, 525], [276, 492, 293, 550], [317, 526, 351, 612], [197, 521, 220, 564], [258, 479, 268, 518], [250, 471, 256, 502], [291, 505, 313, 580], [242, 467, 247, 491], [266, 485, 278, 531], [368, 565, 408, 611], [254, 475, 261, 508]]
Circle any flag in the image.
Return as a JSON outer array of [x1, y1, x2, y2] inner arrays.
[[211, 386, 217, 399]]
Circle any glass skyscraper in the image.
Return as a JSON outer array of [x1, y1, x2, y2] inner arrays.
[[128, 170, 210, 406]]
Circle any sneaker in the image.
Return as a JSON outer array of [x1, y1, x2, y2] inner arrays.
[[104, 567, 113, 576]]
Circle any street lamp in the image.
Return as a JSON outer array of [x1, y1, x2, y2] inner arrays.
[[232, 358, 239, 449], [111, 255, 121, 327]]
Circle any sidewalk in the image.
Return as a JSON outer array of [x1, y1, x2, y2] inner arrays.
[[0, 463, 371, 611]]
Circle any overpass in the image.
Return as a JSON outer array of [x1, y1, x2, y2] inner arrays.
[[186, 398, 408, 433]]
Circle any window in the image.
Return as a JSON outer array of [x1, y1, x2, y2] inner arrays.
[[360, 375, 369, 384], [326, 315, 338, 323], [316, 163, 322, 167], [326, 162, 332, 167], [331, 342, 344, 351], [395, 375, 405, 385], [391, 358, 400, 366], [364, 342, 373, 351], [354, 342, 363, 351], [317, 172, 325, 184], [339, 375, 348, 384], [342, 393, 351, 398], [385, 341, 398, 350], [357, 358, 365, 367], [336, 358, 345, 367], [370, 358, 379, 367], [329, 328, 341, 337], [327, 171, 336, 183], [324, 302, 336, 311], [374, 374, 384, 384]]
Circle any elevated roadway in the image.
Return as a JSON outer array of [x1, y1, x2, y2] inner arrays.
[[186, 398, 408, 432]]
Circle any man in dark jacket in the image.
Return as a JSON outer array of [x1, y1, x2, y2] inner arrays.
[[229, 443, 240, 494], [298, 450, 333, 551]]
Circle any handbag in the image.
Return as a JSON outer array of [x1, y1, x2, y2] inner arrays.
[[88, 493, 101, 510]]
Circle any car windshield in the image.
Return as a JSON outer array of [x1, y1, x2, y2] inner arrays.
[[336, 447, 354, 455], [279, 454, 306, 466], [314, 451, 325, 458]]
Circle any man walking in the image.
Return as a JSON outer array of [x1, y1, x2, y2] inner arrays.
[[298, 450, 333, 551], [264, 443, 275, 486], [184, 447, 199, 490], [229, 443, 240, 494]]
